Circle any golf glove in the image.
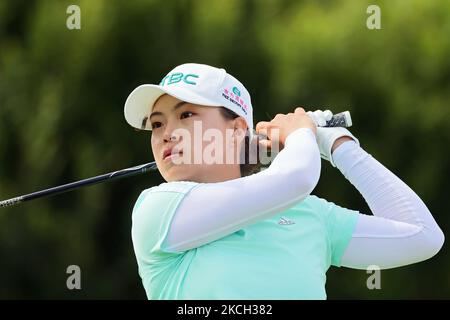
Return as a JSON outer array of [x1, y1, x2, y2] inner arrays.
[[307, 110, 359, 167]]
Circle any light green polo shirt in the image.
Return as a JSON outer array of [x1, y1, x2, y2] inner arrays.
[[131, 181, 359, 300]]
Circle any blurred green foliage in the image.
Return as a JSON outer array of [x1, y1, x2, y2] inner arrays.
[[0, 0, 449, 299]]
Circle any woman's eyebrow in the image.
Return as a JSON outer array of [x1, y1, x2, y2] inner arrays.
[[149, 101, 188, 120]]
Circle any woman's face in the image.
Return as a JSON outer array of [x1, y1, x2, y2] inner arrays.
[[150, 94, 247, 183]]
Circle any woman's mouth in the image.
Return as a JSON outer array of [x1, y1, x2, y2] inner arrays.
[[163, 151, 183, 161]]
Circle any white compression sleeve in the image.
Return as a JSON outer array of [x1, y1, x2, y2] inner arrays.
[[334, 141, 445, 270], [164, 127, 321, 252]]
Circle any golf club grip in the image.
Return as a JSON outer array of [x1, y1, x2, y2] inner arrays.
[[322, 111, 352, 128]]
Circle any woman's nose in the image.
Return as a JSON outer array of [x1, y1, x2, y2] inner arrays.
[[163, 135, 177, 143], [163, 126, 179, 143]]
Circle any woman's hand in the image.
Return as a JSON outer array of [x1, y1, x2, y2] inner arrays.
[[255, 107, 317, 149]]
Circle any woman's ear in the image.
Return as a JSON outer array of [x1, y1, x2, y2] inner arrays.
[[232, 117, 248, 144]]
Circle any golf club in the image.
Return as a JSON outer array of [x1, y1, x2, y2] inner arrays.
[[0, 111, 352, 208]]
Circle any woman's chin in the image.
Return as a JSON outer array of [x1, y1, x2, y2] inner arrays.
[[164, 166, 195, 182]]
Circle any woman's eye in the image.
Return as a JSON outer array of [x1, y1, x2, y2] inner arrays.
[[181, 111, 194, 119], [151, 122, 162, 129]]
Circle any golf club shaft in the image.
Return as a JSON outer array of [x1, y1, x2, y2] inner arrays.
[[0, 162, 158, 208]]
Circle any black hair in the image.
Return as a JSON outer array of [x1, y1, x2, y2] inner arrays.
[[218, 107, 266, 177]]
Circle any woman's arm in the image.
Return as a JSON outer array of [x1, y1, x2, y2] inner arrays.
[[164, 127, 321, 252], [334, 140, 445, 269]]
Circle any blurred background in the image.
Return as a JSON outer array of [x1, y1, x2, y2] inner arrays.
[[0, 0, 449, 299]]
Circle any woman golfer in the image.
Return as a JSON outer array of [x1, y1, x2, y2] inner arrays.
[[124, 63, 444, 299]]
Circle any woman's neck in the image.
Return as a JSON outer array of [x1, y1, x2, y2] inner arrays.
[[195, 165, 242, 183]]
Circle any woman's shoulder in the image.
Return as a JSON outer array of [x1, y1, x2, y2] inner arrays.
[[145, 180, 200, 194], [289, 195, 340, 217], [291, 195, 359, 224], [130, 182, 198, 221], [133, 180, 200, 211], [291, 195, 328, 209]]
